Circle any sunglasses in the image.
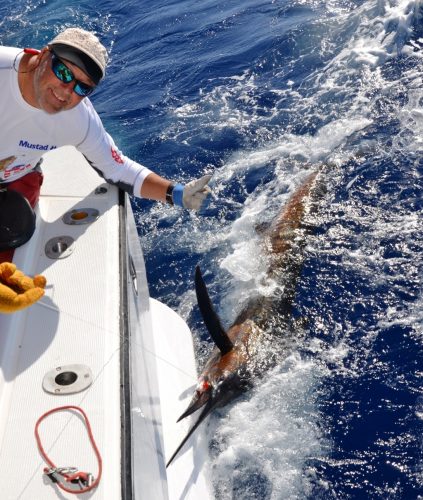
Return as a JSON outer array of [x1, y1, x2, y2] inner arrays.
[[50, 53, 95, 97]]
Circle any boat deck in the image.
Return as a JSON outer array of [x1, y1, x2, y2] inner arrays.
[[0, 147, 209, 499]]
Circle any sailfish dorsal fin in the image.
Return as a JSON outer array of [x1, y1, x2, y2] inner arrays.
[[195, 266, 233, 355]]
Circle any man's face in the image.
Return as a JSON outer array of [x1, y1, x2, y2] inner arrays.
[[32, 50, 95, 114]]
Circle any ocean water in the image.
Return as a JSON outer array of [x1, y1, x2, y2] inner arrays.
[[1, 0, 422, 498]]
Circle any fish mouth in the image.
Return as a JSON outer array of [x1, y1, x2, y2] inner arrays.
[[177, 382, 212, 422], [167, 377, 249, 467]]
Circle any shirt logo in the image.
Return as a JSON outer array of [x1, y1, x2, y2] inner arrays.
[[111, 148, 124, 164], [3, 163, 32, 179], [19, 140, 56, 151], [0, 156, 16, 172]]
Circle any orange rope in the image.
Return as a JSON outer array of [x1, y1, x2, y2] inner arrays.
[[34, 405, 102, 494]]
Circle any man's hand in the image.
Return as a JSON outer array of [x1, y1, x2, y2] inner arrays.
[[183, 175, 212, 210], [0, 262, 46, 313], [171, 175, 212, 211]]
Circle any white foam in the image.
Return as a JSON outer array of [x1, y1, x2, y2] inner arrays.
[[142, 3, 423, 495], [210, 355, 328, 499]]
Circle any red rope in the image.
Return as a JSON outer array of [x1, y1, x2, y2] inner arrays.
[[34, 405, 102, 494]]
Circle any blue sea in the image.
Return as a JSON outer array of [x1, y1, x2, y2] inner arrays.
[[2, 0, 422, 498]]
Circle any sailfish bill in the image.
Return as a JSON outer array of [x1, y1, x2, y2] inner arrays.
[[166, 398, 215, 468], [166, 169, 324, 467]]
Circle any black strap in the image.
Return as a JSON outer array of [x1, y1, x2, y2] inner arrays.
[[165, 183, 175, 205], [0, 189, 36, 251]]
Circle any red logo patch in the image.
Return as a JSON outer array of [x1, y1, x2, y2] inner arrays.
[[111, 148, 124, 164]]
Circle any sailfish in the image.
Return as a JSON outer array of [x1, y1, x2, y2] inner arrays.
[[166, 168, 325, 467]]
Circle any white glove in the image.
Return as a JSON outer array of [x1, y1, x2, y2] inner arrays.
[[183, 174, 212, 210], [171, 175, 212, 211]]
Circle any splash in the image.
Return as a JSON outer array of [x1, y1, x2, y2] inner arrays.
[[201, 2, 423, 497]]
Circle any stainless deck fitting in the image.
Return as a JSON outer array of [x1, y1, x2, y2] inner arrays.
[[45, 236, 75, 259], [62, 208, 100, 225], [43, 364, 93, 395]]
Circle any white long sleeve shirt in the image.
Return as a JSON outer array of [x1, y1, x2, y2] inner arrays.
[[0, 46, 152, 196]]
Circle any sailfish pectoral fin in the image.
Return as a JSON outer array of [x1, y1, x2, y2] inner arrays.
[[195, 266, 233, 354], [166, 398, 214, 468]]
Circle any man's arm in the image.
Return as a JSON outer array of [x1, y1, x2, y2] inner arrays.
[[78, 100, 212, 210], [140, 172, 171, 203], [141, 172, 212, 210]]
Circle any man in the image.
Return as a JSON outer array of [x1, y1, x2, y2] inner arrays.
[[0, 27, 211, 261]]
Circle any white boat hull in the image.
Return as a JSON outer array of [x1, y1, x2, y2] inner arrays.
[[0, 146, 210, 499]]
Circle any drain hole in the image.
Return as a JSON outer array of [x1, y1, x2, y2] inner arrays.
[[71, 211, 89, 221], [55, 371, 78, 386]]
